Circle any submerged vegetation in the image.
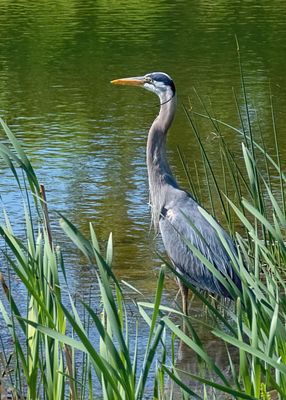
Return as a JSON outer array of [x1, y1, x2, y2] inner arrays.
[[1, 77, 286, 399]]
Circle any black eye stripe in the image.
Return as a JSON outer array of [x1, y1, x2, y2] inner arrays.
[[145, 72, 176, 93]]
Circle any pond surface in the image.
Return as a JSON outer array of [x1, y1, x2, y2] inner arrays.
[[0, 0, 286, 396]]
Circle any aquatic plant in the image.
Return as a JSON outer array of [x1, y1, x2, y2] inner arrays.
[[160, 56, 286, 398]]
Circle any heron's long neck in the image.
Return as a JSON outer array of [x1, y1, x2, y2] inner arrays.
[[147, 94, 178, 229]]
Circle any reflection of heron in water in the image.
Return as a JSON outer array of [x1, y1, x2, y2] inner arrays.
[[111, 72, 241, 314], [176, 328, 239, 398]]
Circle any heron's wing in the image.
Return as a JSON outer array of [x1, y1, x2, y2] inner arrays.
[[159, 191, 240, 296]]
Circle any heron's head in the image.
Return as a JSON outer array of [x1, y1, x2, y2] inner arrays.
[[111, 72, 176, 104]]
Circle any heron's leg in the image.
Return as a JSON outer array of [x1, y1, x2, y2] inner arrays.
[[177, 279, 188, 334], [180, 281, 189, 316], [176, 278, 189, 314]]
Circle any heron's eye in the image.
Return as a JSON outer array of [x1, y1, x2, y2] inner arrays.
[[145, 77, 153, 84]]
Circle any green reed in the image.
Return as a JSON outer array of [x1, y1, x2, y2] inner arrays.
[[160, 80, 286, 398], [0, 118, 168, 399]]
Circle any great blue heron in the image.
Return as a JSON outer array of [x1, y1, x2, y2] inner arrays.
[[111, 72, 241, 315]]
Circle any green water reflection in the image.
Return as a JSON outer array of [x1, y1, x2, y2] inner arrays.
[[0, 0, 286, 396]]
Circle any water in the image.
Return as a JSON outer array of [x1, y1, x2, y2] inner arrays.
[[0, 0, 286, 396]]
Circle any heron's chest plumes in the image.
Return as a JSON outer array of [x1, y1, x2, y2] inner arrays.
[[146, 126, 177, 231], [147, 161, 167, 230]]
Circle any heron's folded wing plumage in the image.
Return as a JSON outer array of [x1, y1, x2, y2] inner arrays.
[[159, 193, 241, 296]]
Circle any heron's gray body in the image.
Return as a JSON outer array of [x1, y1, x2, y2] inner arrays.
[[111, 72, 241, 303], [159, 189, 240, 296]]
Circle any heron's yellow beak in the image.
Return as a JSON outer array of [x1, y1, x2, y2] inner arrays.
[[110, 77, 145, 86]]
